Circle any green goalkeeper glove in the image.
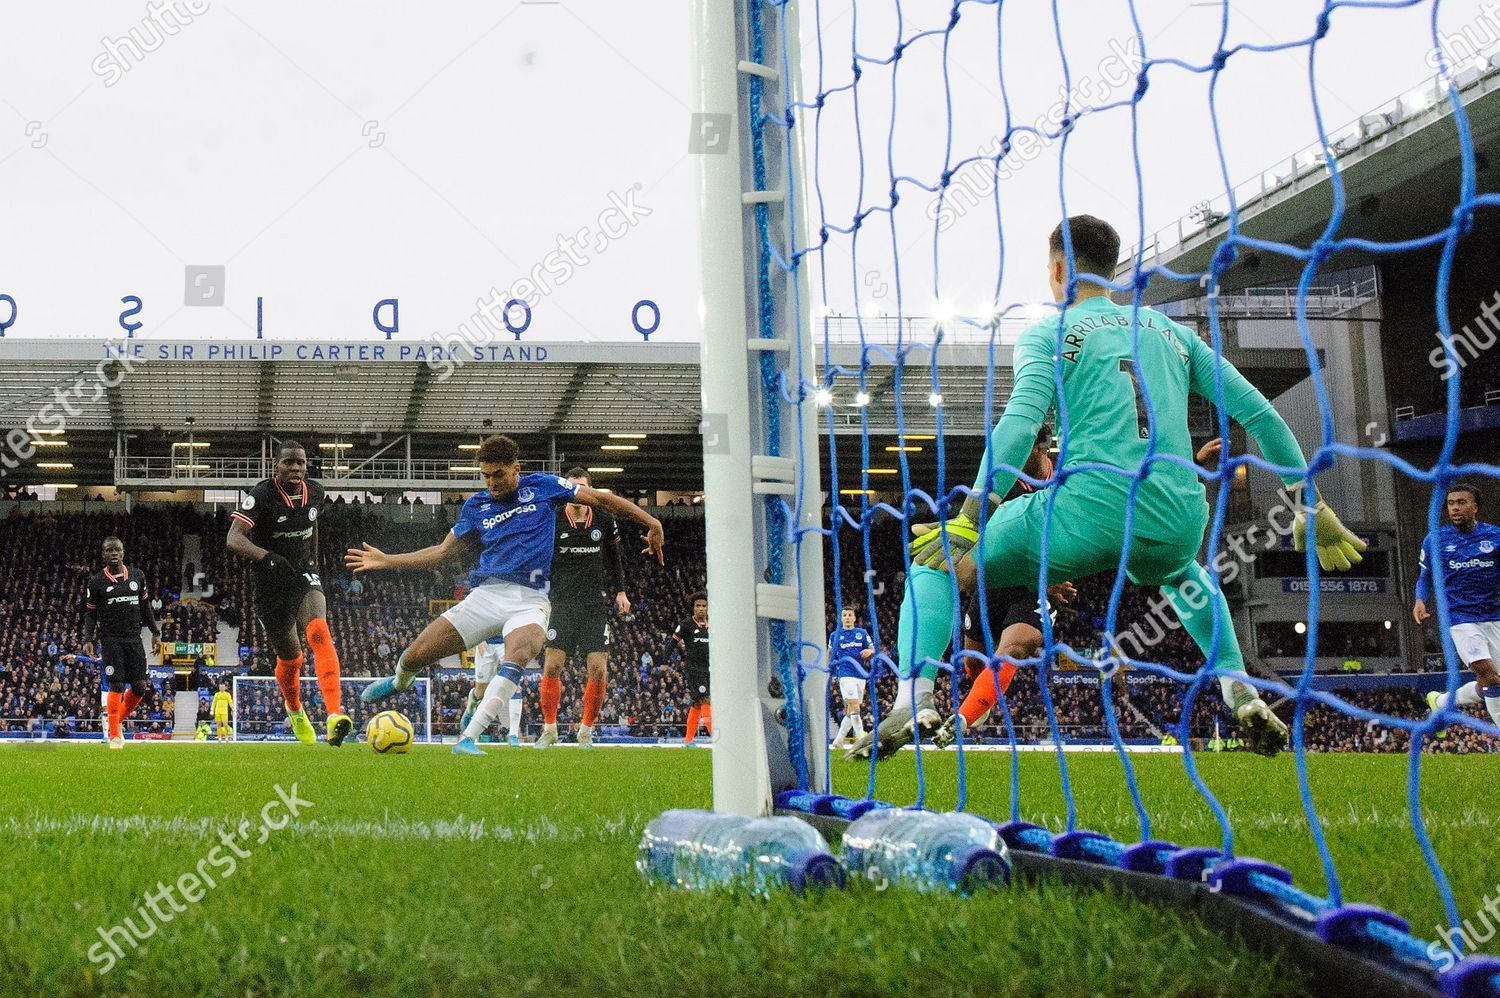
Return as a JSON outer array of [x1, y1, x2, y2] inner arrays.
[[910, 512, 979, 572], [1293, 497, 1367, 572]]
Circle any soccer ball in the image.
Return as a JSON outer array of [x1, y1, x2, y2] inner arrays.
[[367, 710, 414, 754]]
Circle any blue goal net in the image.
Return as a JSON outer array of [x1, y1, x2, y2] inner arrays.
[[731, 0, 1500, 988]]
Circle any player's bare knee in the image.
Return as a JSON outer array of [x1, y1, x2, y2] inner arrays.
[[504, 625, 546, 666]]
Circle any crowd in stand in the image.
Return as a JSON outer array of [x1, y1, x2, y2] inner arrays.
[[0, 502, 1494, 753]]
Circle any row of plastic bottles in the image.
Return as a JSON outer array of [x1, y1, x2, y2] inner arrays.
[[637, 807, 1010, 896]]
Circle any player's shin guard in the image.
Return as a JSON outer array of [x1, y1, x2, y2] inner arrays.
[[463, 662, 523, 741], [581, 677, 605, 727], [508, 693, 523, 735], [961, 661, 1016, 727], [893, 566, 957, 712], [684, 705, 701, 741], [305, 618, 343, 715], [275, 655, 305, 711], [1436, 681, 1483, 710], [539, 675, 561, 726], [701, 702, 712, 735], [106, 691, 123, 740], [121, 688, 143, 718]]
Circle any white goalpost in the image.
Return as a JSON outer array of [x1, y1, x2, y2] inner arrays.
[[231, 676, 432, 743], [693, 0, 828, 815]]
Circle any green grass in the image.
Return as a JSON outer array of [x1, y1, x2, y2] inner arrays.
[[0, 744, 1489, 998]]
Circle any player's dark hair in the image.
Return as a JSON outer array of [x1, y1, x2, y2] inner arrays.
[[476, 434, 519, 466], [278, 440, 306, 456], [1449, 482, 1483, 507], [565, 466, 591, 483], [1049, 215, 1121, 281], [690, 590, 707, 605], [101, 535, 123, 548]]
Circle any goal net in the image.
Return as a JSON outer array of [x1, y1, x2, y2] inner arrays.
[[231, 676, 432, 744], [693, 0, 1500, 988]]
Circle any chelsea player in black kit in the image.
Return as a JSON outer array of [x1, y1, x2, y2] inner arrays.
[[227, 441, 352, 746], [672, 592, 711, 745], [535, 467, 630, 749], [85, 536, 160, 749]]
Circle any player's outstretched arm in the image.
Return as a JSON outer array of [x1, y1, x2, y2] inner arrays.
[[573, 484, 665, 564], [1413, 539, 1433, 623], [345, 530, 466, 573], [1181, 328, 1365, 572]]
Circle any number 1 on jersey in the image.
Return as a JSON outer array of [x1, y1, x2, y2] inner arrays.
[[1118, 358, 1151, 439]]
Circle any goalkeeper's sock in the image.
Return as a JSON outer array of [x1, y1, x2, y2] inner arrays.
[[581, 677, 606, 727], [306, 618, 343, 715], [463, 664, 522, 741], [275, 655, 304, 712], [684, 705, 701, 742], [540, 675, 561, 725], [896, 566, 958, 693], [892, 676, 935, 715], [1435, 681, 1482, 710], [960, 661, 1016, 727], [509, 692, 524, 735], [1162, 562, 1247, 674], [1483, 686, 1500, 728], [1218, 673, 1260, 713], [701, 702, 712, 735], [393, 651, 421, 692]]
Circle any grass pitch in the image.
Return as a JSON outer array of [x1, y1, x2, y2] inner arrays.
[[0, 743, 1490, 998]]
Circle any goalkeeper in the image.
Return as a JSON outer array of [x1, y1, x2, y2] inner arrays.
[[853, 215, 1365, 759]]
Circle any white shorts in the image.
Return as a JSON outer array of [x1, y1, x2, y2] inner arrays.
[[837, 677, 866, 702], [1450, 621, 1500, 667], [443, 581, 551, 650]]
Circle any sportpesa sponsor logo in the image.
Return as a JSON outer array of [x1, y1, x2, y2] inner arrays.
[[1448, 557, 1496, 571], [482, 504, 537, 529]]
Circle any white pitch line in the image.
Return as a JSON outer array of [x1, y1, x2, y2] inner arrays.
[[0, 813, 644, 842]]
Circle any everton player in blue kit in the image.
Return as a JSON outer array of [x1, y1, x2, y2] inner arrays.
[[348, 435, 665, 754], [1415, 482, 1500, 731], [828, 607, 874, 748]]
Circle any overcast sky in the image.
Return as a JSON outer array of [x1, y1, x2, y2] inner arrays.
[[0, 1, 1489, 343]]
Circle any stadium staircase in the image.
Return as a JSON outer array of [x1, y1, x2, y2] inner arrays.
[[172, 692, 199, 740]]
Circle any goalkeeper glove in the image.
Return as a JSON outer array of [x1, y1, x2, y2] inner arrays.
[[1292, 496, 1367, 572], [910, 513, 979, 572]]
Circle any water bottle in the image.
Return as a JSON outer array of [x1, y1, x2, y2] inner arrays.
[[842, 808, 1010, 895], [638, 809, 847, 895]]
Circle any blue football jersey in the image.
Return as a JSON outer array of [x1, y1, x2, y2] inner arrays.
[[453, 473, 579, 591], [1416, 521, 1500, 624], [828, 627, 873, 679]]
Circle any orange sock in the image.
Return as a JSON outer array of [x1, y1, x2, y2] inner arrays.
[[275, 655, 304, 712], [700, 702, 712, 735], [106, 691, 122, 740], [581, 677, 605, 727], [540, 676, 562, 725], [121, 689, 143, 718], [684, 704, 701, 741], [306, 619, 343, 715], [960, 661, 1016, 727]]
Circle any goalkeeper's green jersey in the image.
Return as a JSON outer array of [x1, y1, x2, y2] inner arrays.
[[974, 295, 1305, 542]]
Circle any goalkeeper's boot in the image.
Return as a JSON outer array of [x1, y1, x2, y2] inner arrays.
[[1426, 691, 1449, 740], [534, 724, 558, 749], [1235, 700, 1288, 757], [458, 692, 478, 736], [325, 713, 353, 748], [287, 709, 317, 746], [361, 675, 400, 705], [452, 736, 485, 756], [577, 724, 595, 748]]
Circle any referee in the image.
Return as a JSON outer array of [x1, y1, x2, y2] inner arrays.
[[535, 467, 629, 748]]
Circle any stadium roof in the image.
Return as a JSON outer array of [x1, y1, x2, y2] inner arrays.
[[0, 335, 1013, 494], [1130, 62, 1500, 303]]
